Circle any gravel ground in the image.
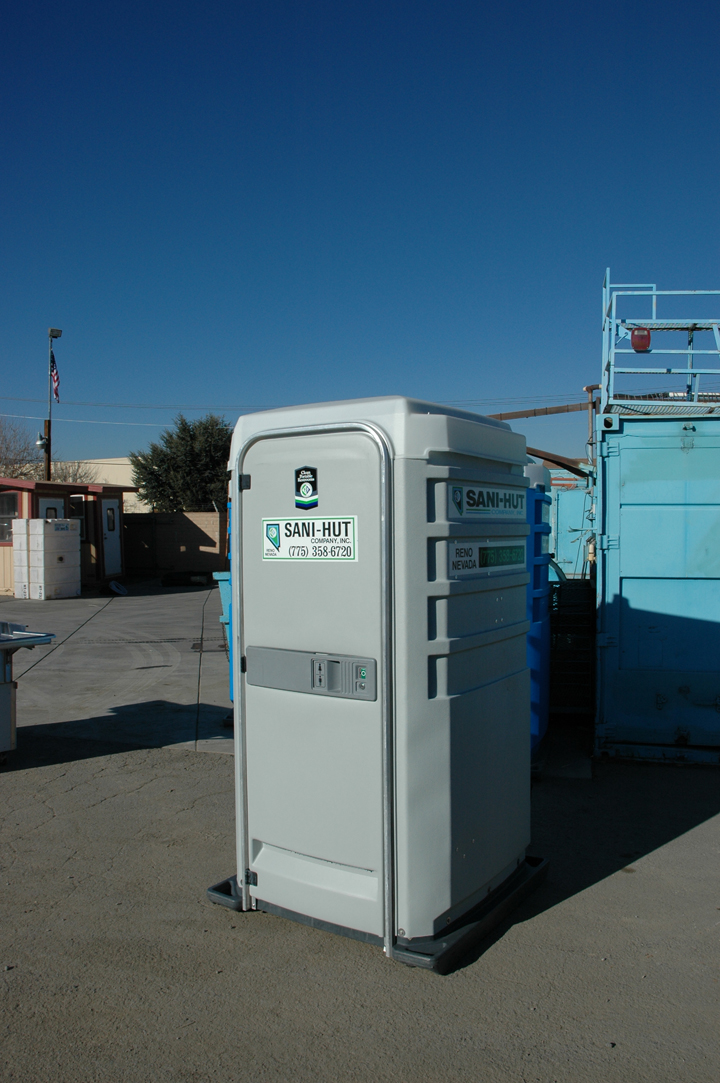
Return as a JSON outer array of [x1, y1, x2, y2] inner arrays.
[[1, 588, 718, 1082]]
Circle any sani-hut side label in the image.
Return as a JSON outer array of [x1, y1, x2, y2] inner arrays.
[[263, 517, 357, 561], [448, 538, 526, 579], [448, 483, 526, 520]]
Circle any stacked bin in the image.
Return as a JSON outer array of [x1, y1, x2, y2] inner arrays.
[[524, 464, 552, 754], [13, 519, 81, 600]]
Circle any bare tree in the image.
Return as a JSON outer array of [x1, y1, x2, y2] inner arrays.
[[0, 419, 42, 479], [50, 460, 98, 484], [0, 420, 99, 484]]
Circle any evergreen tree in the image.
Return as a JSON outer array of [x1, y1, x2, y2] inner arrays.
[[129, 414, 232, 512]]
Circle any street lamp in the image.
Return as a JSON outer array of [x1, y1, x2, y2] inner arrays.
[[45, 328, 62, 481]]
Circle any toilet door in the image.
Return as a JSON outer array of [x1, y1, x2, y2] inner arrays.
[[238, 427, 389, 939]]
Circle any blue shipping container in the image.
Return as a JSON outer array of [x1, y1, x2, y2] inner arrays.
[[550, 472, 594, 578], [596, 416, 720, 763], [596, 271, 720, 764]]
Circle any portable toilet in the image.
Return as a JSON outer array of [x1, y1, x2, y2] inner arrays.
[[208, 397, 547, 970], [524, 463, 552, 755]]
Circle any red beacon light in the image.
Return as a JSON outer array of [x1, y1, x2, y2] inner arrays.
[[631, 326, 652, 352]]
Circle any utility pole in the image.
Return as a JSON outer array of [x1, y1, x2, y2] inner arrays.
[[45, 328, 62, 480]]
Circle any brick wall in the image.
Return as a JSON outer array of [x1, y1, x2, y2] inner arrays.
[[123, 511, 228, 574]]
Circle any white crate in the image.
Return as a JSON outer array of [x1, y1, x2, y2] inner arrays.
[[28, 549, 80, 569], [12, 520, 81, 599], [29, 581, 81, 600], [27, 518, 79, 535], [11, 520, 29, 547], [29, 565, 81, 587], [29, 533, 80, 553]]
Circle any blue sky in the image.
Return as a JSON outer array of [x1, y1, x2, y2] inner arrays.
[[3, 0, 720, 461]]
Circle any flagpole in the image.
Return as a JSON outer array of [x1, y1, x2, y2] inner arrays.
[[46, 328, 62, 482], [45, 331, 53, 481]]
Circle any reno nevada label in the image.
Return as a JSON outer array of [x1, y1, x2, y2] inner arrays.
[[448, 538, 526, 579], [262, 517, 357, 561], [448, 483, 526, 520]]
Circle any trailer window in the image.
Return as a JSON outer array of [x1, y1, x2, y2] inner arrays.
[[0, 493, 18, 543]]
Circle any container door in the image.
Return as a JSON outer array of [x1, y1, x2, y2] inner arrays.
[[598, 429, 720, 755], [101, 499, 122, 576], [239, 431, 385, 938]]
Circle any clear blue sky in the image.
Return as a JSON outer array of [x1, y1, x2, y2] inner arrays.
[[3, 0, 720, 461]]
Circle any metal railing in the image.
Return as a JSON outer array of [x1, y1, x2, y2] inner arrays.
[[601, 269, 720, 413]]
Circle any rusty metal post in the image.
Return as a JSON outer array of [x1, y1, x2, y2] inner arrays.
[[583, 384, 600, 463]]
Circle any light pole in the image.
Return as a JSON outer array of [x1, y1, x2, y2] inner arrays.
[[45, 328, 62, 480]]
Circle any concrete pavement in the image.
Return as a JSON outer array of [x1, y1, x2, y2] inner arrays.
[[6, 582, 233, 755], [1, 584, 719, 1082]]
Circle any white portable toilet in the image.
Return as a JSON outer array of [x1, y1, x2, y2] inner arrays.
[[209, 397, 546, 970]]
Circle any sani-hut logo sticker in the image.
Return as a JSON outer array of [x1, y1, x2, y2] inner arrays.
[[265, 523, 281, 550], [447, 483, 525, 520], [295, 466, 318, 509]]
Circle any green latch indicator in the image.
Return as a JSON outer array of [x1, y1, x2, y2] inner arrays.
[[359, 668, 366, 679]]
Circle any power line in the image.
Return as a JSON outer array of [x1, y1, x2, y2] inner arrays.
[[0, 393, 592, 419], [0, 412, 164, 428], [0, 395, 272, 411]]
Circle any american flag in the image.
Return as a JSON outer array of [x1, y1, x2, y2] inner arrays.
[[50, 350, 60, 402]]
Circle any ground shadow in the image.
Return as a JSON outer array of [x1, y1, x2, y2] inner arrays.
[[4, 699, 231, 771], [446, 588, 720, 972], [444, 720, 720, 973]]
